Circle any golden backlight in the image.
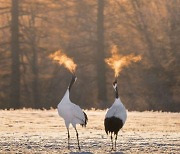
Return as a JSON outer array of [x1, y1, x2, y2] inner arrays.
[[105, 45, 142, 77], [49, 50, 77, 73]]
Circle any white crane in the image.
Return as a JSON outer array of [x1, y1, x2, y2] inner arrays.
[[57, 74, 88, 150], [104, 79, 127, 151]]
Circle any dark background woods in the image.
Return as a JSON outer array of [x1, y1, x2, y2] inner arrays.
[[0, 0, 179, 111]]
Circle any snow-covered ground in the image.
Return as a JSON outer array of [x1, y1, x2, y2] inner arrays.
[[0, 109, 180, 153]]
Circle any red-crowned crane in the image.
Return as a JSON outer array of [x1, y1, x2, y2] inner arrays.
[[104, 79, 127, 151], [57, 74, 88, 150]]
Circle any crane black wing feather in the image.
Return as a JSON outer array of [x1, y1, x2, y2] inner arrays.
[[80, 111, 88, 127], [104, 116, 123, 135]]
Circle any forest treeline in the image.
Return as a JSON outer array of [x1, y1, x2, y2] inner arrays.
[[0, 0, 179, 111]]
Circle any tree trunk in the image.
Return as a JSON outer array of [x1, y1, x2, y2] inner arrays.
[[10, 0, 20, 109], [30, 10, 40, 109], [96, 0, 107, 107]]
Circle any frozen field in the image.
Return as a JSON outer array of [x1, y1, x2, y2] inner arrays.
[[0, 109, 180, 153]]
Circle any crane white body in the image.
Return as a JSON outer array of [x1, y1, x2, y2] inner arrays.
[[58, 90, 86, 128]]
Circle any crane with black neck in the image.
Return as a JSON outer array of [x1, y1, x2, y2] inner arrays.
[[57, 73, 88, 150], [104, 78, 127, 151]]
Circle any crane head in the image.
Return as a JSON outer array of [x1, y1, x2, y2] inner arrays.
[[72, 73, 77, 82], [68, 73, 77, 91], [112, 78, 119, 98], [113, 78, 117, 89]]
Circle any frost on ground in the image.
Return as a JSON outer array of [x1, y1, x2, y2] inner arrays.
[[0, 109, 180, 154]]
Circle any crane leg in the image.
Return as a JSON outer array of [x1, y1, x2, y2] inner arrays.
[[67, 128, 70, 149], [111, 133, 114, 151], [75, 127, 81, 151], [115, 133, 118, 151]]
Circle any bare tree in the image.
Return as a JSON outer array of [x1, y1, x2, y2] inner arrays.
[[96, 0, 107, 106], [29, 6, 40, 108], [10, 0, 20, 108]]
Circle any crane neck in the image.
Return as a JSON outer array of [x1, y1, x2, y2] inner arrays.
[[68, 75, 76, 92], [114, 86, 119, 99]]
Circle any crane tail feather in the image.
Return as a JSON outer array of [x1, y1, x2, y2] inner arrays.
[[80, 111, 88, 127]]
